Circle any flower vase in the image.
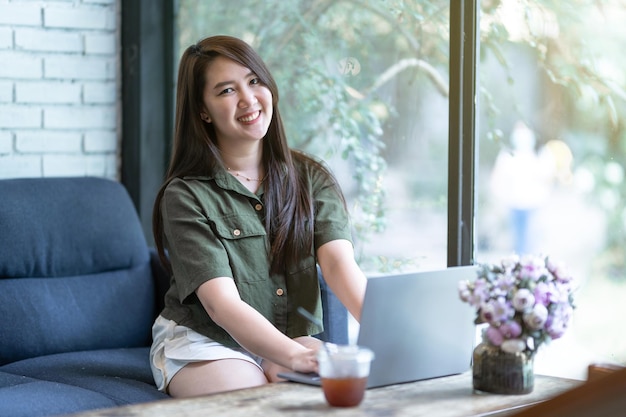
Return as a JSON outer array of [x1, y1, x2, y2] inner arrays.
[[472, 342, 534, 395]]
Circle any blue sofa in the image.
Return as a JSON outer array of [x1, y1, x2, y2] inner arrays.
[[0, 176, 347, 417]]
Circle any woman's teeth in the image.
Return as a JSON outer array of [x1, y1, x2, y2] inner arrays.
[[238, 111, 260, 123]]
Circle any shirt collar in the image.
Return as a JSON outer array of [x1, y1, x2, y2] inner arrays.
[[183, 169, 265, 198]]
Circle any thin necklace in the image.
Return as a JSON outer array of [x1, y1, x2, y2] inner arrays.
[[227, 167, 267, 183]]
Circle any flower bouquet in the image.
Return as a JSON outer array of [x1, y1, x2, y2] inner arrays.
[[459, 254, 576, 355], [459, 254, 577, 394]]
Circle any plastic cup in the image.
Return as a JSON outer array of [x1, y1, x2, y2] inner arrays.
[[317, 344, 375, 407]]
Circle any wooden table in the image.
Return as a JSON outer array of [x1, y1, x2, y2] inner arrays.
[[66, 372, 580, 417]]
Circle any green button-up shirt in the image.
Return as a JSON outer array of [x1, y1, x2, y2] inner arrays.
[[159, 158, 352, 348]]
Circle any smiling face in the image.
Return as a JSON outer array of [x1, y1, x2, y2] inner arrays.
[[201, 56, 273, 149]]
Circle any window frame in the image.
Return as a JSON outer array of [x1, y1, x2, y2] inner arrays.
[[120, 0, 174, 243], [448, 0, 478, 266]]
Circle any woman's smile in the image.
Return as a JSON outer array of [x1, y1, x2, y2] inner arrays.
[[238, 110, 261, 124]]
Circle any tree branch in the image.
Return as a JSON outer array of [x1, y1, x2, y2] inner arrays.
[[362, 58, 449, 98]]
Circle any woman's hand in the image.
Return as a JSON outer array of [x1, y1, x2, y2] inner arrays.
[[289, 347, 319, 374], [289, 336, 322, 373], [262, 336, 321, 382]]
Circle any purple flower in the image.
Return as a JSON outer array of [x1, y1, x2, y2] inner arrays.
[[518, 255, 549, 281], [546, 304, 574, 340], [499, 320, 522, 338], [525, 266, 548, 282], [546, 316, 567, 339], [485, 325, 504, 346], [469, 278, 490, 306], [533, 282, 551, 306], [495, 273, 517, 295], [480, 303, 495, 324], [480, 297, 514, 325], [547, 258, 574, 284]]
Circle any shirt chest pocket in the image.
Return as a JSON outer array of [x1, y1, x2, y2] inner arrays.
[[212, 213, 266, 241], [211, 213, 269, 282]]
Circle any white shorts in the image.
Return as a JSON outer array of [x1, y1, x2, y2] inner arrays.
[[149, 315, 263, 392]]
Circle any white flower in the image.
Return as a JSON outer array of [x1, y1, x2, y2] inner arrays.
[[501, 254, 520, 269], [501, 339, 527, 353], [512, 289, 535, 312], [523, 304, 549, 330], [458, 281, 472, 303], [547, 258, 573, 283], [480, 302, 496, 324]]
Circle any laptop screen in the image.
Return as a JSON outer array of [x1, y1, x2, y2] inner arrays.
[[357, 266, 477, 388]]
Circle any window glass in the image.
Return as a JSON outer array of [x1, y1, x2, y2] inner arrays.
[[175, 1, 451, 274], [477, 0, 626, 378]]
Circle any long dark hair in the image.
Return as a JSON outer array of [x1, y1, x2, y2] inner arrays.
[[153, 35, 343, 275]]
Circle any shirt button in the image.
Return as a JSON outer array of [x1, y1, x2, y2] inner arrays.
[[276, 288, 284, 296], [254, 203, 263, 211], [233, 229, 241, 236]]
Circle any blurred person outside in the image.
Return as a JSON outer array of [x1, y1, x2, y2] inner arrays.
[[489, 121, 556, 255]]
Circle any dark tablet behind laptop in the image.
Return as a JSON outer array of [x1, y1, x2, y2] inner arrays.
[[279, 265, 477, 388]]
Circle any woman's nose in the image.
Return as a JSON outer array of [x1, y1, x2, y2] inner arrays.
[[238, 88, 257, 108]]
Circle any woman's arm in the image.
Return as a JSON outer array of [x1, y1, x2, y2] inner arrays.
[[196, 277, 319, 373], [316, 239, 367, 322]]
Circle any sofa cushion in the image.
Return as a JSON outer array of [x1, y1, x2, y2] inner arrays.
[[0, 266, 155, 365], [0, 348, 168, 416], [0, 177, 157, 365], [0, 370, 121, 417], [0, 177, 149, 278]]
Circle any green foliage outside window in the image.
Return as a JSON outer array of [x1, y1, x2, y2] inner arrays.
[[177, 0, 626, 275]]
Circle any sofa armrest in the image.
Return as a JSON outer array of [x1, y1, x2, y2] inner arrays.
[[150, 248, 171, 317], [316, 268, 349, 344]]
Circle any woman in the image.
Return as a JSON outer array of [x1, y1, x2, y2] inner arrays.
[[150, 35, 367, 397]]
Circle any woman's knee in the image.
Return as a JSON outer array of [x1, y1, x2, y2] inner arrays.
[[168, 359, 268, 397]]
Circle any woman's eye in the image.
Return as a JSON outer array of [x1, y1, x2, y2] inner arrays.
[[219, 87, 234, 95], [250, 78, 260, 85]]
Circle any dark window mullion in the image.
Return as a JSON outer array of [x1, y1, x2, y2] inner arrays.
[[448, 0, 478, 267], [121, 0, 174, 244]]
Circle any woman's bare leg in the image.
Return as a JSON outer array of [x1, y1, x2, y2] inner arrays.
[[168, 359, 268, 398]]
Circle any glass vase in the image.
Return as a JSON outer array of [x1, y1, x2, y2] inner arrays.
[[472, 342, 534, 395]]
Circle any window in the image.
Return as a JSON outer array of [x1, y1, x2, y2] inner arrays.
[[476, 1, 626, 378], [176, 0, 453, 274]]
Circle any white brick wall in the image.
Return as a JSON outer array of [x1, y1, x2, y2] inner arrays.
[[0, 0, 120, 180]]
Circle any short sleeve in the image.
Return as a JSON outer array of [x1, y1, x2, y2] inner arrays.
[[162, 179, 234, 303], [310, 165, 353, 250]]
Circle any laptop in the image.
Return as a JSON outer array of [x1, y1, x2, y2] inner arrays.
[[279, 265, 477, 388]]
